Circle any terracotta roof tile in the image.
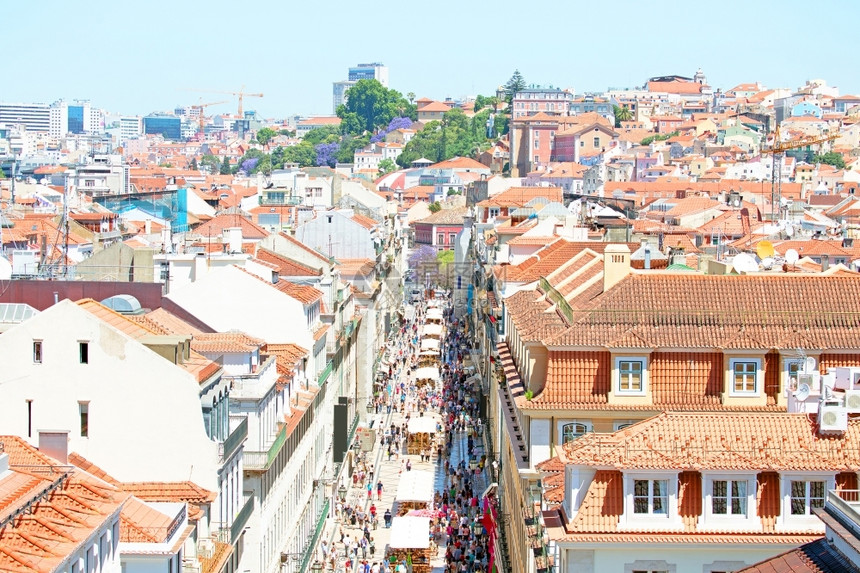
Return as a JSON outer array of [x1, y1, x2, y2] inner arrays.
[[272, 280, 324, 304], [478, 187, 563, 209], [194, 213, 268, 240], [256, 248, 323, 277], [192, 332, 265, 354], [737, 537, 860, 573]]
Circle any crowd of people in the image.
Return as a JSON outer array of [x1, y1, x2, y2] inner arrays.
[[326, 291, 496, 573]]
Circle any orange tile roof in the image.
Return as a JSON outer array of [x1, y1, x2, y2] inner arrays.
[[120, 496, 175, 543], [143, 308, 205, 336], [272, 279, 324, 304], [256, 248, 322, 277], [192, 332, 265, 354], [77, 299, 221, 384], [194, 213, 268, 240], [0, 437, 129, 573], [478, 187, 563, 209], [351, 212, 380, 230], [429, 156, 488, 170], [737, 538, 857, 572]]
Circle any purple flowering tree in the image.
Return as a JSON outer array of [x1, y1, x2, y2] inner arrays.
[[315, 142, 340, 167], [241, 158, 259, 173], [370, 116, 414, 144]]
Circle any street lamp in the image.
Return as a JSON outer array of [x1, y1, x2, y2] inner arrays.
[[338, 484, 347, 502], [310, 561, 324, 573], [366, 401, 374, 414]]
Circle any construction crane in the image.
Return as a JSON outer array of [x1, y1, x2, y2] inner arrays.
[[760, 123, 839, 220], [187, 86, 263, 117], [190, 100, 228, 138]]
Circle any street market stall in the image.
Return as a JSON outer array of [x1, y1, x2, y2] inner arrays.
[[419, 338, 441, 354], [420, 323, 444, 339], [425, 308, 444, 323], [414, 366, 440, 386], [406, 417, 438, 455], [394, 470, 435, 514], [386, 516, 432, 572]]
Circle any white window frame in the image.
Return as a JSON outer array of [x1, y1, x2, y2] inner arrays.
[[701, 472, 758, 530], [622, 472, 683, 530], [778, 473, 834, 530], [559, 420, 592, 444], [614, 420, 637, 431], [633, 478, 669, 516], [615, 356, 647, 396], [728, 357, 762, 396]]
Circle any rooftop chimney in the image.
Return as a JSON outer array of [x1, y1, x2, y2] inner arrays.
[[38, 430, 69, 464], [603, 244, 631, 292]]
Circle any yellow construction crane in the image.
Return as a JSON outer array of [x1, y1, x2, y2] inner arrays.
[[191, 100, 229, 137], [188, 86, 263, 117], [760, 123, 839, 220]]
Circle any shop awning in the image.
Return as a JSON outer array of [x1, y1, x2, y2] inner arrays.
[[407, 417, 437, 435], [388, 516, 431, 549], [414, 366, 440, 381], [395, 471, 435, 504]]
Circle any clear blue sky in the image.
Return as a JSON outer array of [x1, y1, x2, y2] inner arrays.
[[4, 0, 858, 119]]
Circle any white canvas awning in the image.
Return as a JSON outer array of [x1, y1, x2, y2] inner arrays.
[[388, 516, 431, 549], [407, 417, 437, 435], [421, 324, 444, 338], [420, 338, 440, 351], [395, 470, 434, 504], [426, 308, 443, 321], [414, 366, 440, 381]]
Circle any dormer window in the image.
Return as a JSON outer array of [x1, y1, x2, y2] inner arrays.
[[618, 359, 645, 394], [790, 480, 825, 515], [634, 479, 668, 515], [729, 358, 761, 395]]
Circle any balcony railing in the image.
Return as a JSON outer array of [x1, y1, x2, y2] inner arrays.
[[244, 421, 286, 471], [299, 499, 330, 572], [219, 417, 247, 463], [318, 361, 333, 387], [231, 496, 254, 544], [827, 489, 860, 539]]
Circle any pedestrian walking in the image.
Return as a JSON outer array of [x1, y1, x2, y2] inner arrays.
[[376, 481, 383, 500]]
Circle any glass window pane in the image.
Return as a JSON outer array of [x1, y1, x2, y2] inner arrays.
[[810, 481, 825, 509], [653, 480, 668, 514], [791, 481, 806, 515]]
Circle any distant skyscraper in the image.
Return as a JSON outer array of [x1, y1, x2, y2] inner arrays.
[[333, 63, 388, 113], [143, 115, 181, 140]]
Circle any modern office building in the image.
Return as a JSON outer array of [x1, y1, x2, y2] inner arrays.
[[119, 116, 143, 142], [143, 114, 182, 140], [333, 62, 388, 113], [348, 62, 388, 86], [0, 102, 52, 132]]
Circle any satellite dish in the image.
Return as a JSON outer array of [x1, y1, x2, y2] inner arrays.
[[785, 249, 800, 265], [761, 257, 775, 269], [794, 383, 811, 402], [805, 356, 817, 373], [756, 240, 775, 259], [732, 253, 758, 273], [784, 224, 794, 237]]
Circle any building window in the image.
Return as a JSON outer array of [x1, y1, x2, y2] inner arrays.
[[488, 208, 500, 218], [617, 359, 644, 394], [79, 342, 89, 364], [26, 400, 32, 438], [79, 401, 89, 437], [634, 479, 668, 514], [33, 341, 43, 363], [731, 359, 759, 394], [437, 233, 445, 245], [561, 422, 590, 443], [594, 136, 600, 147], [791, 480, 825, 515], [614, 420, 636, 431], [712, 480, 747, 515], [533, 139, 539, 149], [449, 233, 456, 245]]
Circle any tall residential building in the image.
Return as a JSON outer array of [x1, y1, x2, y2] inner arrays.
[[0, 100, 104, 136], [332, 62, 389, 113], [143, 114, 182, 140]]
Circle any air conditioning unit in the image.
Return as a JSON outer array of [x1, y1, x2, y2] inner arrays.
[[197, 538, 214, 559], [845, 390, 860, 413], [818, 401, 848, 434]]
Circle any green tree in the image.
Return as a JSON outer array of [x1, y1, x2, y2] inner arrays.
[[336, 79, 413, 134], [504, 69, 526, 103], [336, 134, 370, 164], [255, 155, 273, 175], [0, 166, 6, 178], [220, 156, 231, 175], [303, 126, 341, 145], [407, 92, 415, 105], [378, 158, 396, 176], [190, 157, 198, 171], [812, 151, 846, 169], [282, 143, 316, 167], [474, 95, 499, 113], [613, 105, 633, 127], [200, 154, 220, 173], [279, 128, 295, 137], [256, 127, 277, 146], [428, 202, 441, 213]]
